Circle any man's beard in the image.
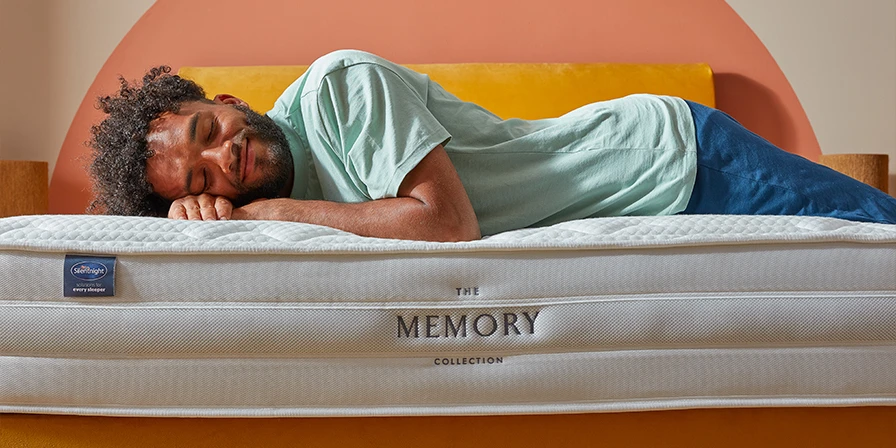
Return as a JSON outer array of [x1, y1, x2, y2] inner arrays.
[[230, 104, 294, 207]]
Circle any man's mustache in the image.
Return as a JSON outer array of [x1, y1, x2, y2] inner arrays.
[[230, 128, 249, 185]]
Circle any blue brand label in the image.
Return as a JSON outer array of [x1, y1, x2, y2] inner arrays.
[[64, 255, 116, 297]]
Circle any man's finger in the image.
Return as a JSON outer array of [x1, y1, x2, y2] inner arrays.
[[198, 194, 219, 220], [168, 201, 188, 220], [184, 200, 203, 220], [199, 203, 218, 220], [215, 196, 233, 220]]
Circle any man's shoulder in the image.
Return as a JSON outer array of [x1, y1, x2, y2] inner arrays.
[[270, 50, 392, 115], [309, 49, 388, 70], [303, 49, 399, 88]]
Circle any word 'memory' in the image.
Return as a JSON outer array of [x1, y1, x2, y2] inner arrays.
[[397, 312, 539, 338]]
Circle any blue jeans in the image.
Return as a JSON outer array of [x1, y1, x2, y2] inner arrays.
[[681, 101, 896, 224]]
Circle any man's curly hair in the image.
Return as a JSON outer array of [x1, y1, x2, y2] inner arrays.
[[88, 66, 208, 216]]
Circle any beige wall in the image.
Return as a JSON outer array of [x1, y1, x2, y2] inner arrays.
[[1, 0, 894, 194], [0, 0, 155, 176], [727, 0, 896, 194]]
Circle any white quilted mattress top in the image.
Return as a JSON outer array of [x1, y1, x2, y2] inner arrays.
[[2, 214, 895, 254]]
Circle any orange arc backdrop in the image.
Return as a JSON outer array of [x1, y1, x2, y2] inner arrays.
[[50, 0, 820, 213]]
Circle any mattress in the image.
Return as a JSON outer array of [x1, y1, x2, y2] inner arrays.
[[1, 214, 895, 417]]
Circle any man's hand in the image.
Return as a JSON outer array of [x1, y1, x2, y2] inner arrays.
[[168, 194, 233, 220]]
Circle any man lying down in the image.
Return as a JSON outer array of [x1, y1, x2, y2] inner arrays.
[[87, 49, 896, 242]]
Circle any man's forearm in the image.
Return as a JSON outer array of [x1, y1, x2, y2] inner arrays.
[[233, 197, 481, 242], [165, 146, 481, 242]]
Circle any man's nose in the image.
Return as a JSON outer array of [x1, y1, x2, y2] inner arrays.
[[201, 140, 237, 174]]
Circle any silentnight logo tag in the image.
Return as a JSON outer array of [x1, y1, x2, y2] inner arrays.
[[64, 255, 117, 297]]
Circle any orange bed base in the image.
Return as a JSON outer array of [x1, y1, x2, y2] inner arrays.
[[3, 407, 896, 447]]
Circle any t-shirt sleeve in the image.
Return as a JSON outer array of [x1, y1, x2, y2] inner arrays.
[[314, 63, 451, 199]]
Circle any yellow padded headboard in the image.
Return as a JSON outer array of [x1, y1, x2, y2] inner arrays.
[[178, 63, 715, 119]]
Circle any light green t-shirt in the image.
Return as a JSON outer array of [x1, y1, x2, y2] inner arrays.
[[266, 50, 697, 236]]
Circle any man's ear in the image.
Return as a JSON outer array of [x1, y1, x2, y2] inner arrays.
[[212, 94, 248, 107]]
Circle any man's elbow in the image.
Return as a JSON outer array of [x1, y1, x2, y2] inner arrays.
[[420, 210, 480, 242], [440, 222, 481, 242], [437, 211, 481, 242], [408, 196, 481, 242]]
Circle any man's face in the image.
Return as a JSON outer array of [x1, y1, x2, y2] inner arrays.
[[145, 96, 293, 207]]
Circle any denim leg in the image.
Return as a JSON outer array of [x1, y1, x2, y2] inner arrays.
[[681, 101, 896, 224]]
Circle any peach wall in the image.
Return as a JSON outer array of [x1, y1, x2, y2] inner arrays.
[[49, 0, 820, 213]]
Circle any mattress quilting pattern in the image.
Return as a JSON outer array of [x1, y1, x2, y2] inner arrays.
[[1, 214, 895, 253]]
